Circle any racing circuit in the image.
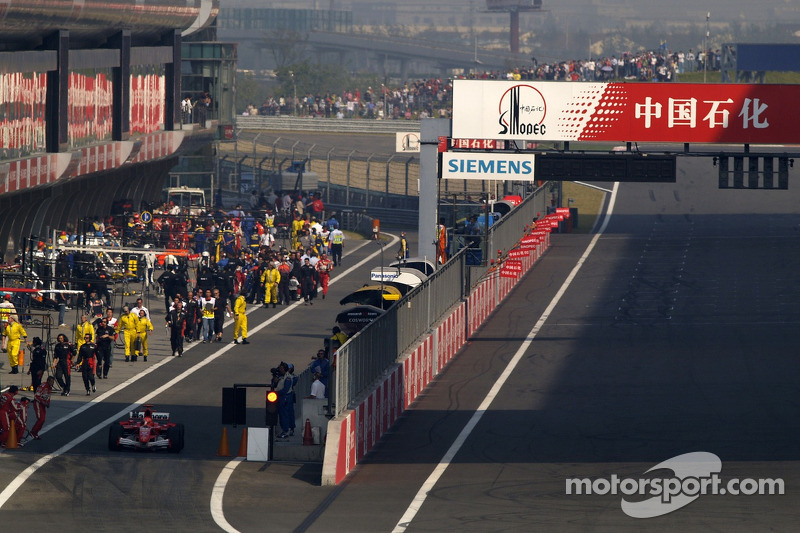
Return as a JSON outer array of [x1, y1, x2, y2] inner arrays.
[[1, 151, 799, 530]]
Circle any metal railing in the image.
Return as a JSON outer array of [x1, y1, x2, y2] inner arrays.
[[236, 116, 422, 134], [218, 131, 530, 229], [328, 183, 552, 417]]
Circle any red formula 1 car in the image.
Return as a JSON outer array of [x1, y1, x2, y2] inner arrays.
[[108, 405, 184, 453]]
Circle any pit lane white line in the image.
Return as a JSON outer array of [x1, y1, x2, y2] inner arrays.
[[0, 235, 396, 512], [211, 457, 245, 533], [573, 181, 614, 193], [209, 234, 398, 532], [391, 187, 619, 532]]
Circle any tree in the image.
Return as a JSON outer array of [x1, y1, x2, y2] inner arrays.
[[263, 29, 309, 70], [235, 72, 272, 114]]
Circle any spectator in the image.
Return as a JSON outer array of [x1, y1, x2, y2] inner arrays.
[[306, 372, 326, 399]]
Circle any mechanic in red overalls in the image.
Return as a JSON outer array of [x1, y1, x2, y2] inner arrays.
[[14, 397, 30, 441], [0, 385, 19, 447], [30, 376, 54, 439], [315, 253, 333, 299]]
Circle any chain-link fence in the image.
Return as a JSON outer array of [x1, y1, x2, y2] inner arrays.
[[217, 130, 527, 229]]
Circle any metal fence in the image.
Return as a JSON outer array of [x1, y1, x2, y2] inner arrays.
[[215, 128, 524, 229], [329, 183, 552, 417]]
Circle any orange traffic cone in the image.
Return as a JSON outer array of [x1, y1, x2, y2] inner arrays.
[[217, 427, 231, 456], [237, 428, 248, 457], [302, 418, 313, 446], [5, 422, 18, 449]]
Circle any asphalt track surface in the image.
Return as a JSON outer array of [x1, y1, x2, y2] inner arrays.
[[0, 235, 401, 530], [3, 154, 800, 531]]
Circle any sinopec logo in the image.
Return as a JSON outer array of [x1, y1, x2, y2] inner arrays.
[[498, 84, 547, 136]]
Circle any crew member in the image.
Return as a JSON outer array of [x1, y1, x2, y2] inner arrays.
[[15, 396, 29, 442], [0, 385, 19, 447], [261, 262, 281, 308], [30, 376, 55, 439], [74, 334, 97, 396], [166, 299, 187, 357], [27, 337, 47, 390], [4, 316, 27, 374], [53, 334, 73, 396], [135, 309, 153, 361], [75, 314, 94, 352], [316, 253, 333, 299], [0, 293, 18, 330], [116, 306, 139, 362], [232, 291, 249, 344], [329, 326, 348, 358], [436, 217, 448, 265], [95, 318, 115, 379], [398, 232, 409, 261], [329, 224, 344, 266]]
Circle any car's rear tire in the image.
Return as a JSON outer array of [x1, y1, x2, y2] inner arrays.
[[108, 424, 123, 451], [167, 425, 184, 453]]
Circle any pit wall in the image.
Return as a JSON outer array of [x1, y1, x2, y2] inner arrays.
[[322, 232, 551, 485]]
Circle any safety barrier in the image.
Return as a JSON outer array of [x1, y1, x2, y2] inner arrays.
[[236, 115, 421, 135], [321, 211, 558, 485]]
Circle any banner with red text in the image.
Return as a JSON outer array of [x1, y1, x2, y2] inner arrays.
[[453, 80, 800, 144]]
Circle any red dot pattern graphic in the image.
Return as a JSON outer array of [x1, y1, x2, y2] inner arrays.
[[555, 83, 627, 141]]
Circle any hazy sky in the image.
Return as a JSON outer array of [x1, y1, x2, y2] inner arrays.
[[264, 1, 800, 25]]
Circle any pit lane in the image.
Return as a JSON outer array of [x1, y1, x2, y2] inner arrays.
[[0, 235, 398, 530]]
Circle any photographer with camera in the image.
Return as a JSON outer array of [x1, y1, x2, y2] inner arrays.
[[270, 362, 294, 439]]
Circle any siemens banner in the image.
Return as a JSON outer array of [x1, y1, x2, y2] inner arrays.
[[442, 153, 535, 180]]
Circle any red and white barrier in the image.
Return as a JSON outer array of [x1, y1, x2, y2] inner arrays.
[[322, 226, 553, 485]]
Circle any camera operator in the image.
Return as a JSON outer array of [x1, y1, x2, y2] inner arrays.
[[269, 362, 293, 439]]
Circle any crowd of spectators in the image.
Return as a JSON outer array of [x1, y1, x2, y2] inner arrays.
[[242, 47, 722, 120]]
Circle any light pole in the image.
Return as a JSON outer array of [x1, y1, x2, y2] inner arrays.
[[377, 239, 385, 307], [703, 11, 710, 83], [381, 82, 385, 119]]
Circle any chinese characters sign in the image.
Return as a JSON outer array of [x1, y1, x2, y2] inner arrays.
[[452, 80, 800, 144]]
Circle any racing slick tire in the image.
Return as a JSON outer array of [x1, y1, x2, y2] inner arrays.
[[108, 424, 123, 451], [167, 424, 184, 453]]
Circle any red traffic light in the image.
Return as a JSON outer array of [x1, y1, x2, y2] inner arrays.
[[266, 390, 278, 403]]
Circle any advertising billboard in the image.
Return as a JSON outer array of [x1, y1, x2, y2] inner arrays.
[[442, 152, 535, 180], [452, 80, 800, 144]]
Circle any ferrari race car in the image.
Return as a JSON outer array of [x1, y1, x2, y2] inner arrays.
[[108, 405, 184, 453]]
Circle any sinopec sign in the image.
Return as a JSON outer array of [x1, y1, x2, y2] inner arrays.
[[452, 80, 800, 144]]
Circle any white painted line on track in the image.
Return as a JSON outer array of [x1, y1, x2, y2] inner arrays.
[[207, 234, 398, 532], [0, 234, 396, 513], [573, 181, 614, 193], [211, 457, 245, 533], [391, 186, 619, 532]]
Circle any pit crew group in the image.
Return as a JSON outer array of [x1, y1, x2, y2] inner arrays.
[[0, 379, 55, 447], [2, 198, 346, 445]]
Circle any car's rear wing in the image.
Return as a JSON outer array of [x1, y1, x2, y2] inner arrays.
[[130, 411, 170, 421]]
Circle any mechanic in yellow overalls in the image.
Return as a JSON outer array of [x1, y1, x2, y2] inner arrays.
[[232, 291, 249, 344], [265, 211, 275, 235], [260, 262, 281, 308], [134, 309, 153, 362], [75, 314, 95, 352], [291, 213, 305, 250], [3, 316, 27, 374], [116, 306, 139, 362]]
